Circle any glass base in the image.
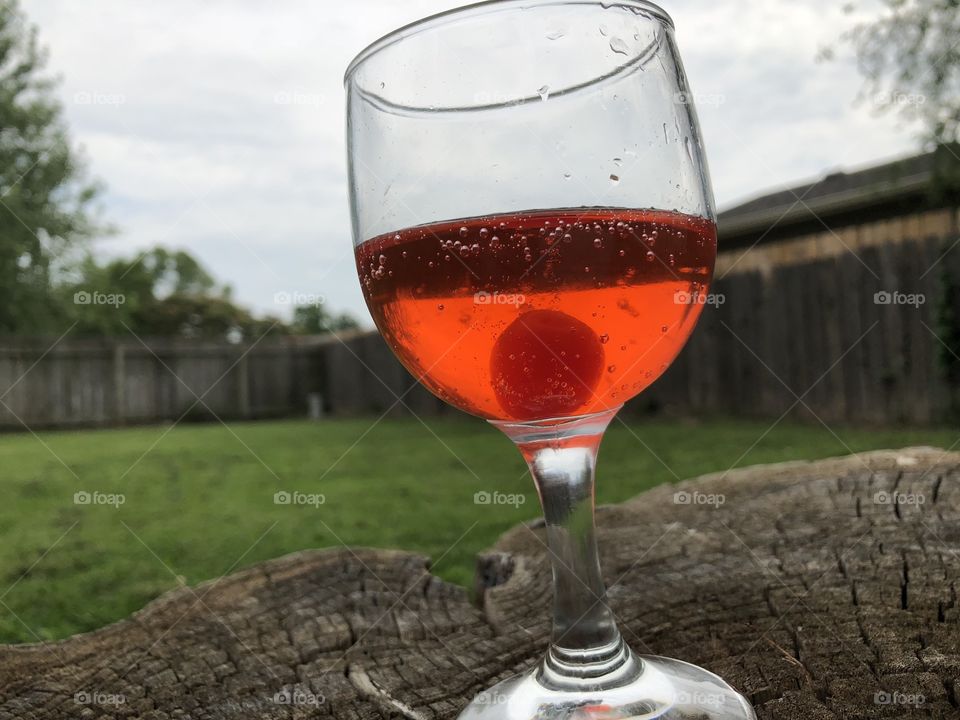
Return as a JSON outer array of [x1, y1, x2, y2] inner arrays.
[[458, 651, 756, 720]]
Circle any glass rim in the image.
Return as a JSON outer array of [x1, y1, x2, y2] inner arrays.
[[343, 0, 675, 85]]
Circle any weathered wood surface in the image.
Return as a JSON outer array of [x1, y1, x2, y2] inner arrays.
[[2, 447, 959, 719]]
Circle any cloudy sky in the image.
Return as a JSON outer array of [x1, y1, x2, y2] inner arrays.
[[22, 0, 917, 324]]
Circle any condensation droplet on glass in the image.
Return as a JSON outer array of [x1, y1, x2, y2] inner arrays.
[[607, 365, 617, 373], [645, 250, 655, 262], [599, 23, 609, 36], [459, 226, 469, 238], [538, 85, 550, 101], [609, 174, 620, 185], [437, 304, 444, 311], [661, 325, 668, 333], [613, 157, 623, 166], [599, 333, 609, 344], [684, 136, 693, 162], [609, 37, 628, 55], [479, 227, 489, 239], [563, 172, 572, 180], [546, 30, 565, 40]]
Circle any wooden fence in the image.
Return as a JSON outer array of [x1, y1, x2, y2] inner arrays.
[[310, 234, 960, 426], [0, 336, 329, 429], [0, 235, 957, 429], [646, 234, 957, 425]]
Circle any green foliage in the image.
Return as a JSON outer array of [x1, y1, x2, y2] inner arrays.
[[0, 0, 102, 333], [58, 247, 289, 340], [291, 302, 360, 335], [133, 294, 282, 340], [57, 245, 360, 340], [835, 0, 960, 146]]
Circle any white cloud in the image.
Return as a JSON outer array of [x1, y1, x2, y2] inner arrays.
[[22, 0, 919, 323]]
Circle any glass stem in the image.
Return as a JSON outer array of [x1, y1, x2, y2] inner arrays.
[[493, 408, 641, 691]]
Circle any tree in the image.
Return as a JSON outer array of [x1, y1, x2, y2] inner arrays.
[[0, 0, 102, 333], [63, 247, 290, 340], [291, 303, 360, 335], [832, 0, 960, 146], [133, 294, 283, 341]]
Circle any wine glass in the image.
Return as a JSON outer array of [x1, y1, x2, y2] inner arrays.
[[344, 1, 755, 718]]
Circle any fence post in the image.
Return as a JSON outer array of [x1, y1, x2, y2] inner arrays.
[[237, 351, 251, 418], [112, 342, 126, 425]]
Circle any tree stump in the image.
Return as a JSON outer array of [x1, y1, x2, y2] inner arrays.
[[1, 447, 959, 719]]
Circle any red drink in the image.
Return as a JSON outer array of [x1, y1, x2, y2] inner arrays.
[[356, 208, 716, 422]]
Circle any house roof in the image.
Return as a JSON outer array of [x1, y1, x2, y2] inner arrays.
[[717, 150, 940, 239]]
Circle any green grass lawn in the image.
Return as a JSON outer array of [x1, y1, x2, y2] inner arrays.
[[0, 415, 955, 644]]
